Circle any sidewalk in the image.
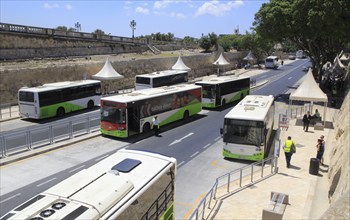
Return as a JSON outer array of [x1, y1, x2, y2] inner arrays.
[[208, 102, 337, 220]]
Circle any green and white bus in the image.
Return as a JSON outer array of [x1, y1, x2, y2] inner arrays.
[[220, 95, 275, 161], [195, 75, 250, 108], [18, 80, 101, 119], [101, 84, 202, 138], [0, 149, 177, 220], [135, 70, 189, 90]]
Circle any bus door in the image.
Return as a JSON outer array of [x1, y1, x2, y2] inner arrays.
[[215, 85, 221, 106], [127, 106, 140, 135]]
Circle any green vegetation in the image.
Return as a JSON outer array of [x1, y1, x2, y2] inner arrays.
[[253, 0, 350, 79]]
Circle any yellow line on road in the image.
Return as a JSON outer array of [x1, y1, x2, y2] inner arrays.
[[183, 193, 205, 220]]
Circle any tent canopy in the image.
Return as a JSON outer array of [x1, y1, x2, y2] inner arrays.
[[92, 57, 124, 80], [243, 51, 255, 61], [172, 56, 191, 71], [290, 69, 328, 102], [213, 53, 230, 65]]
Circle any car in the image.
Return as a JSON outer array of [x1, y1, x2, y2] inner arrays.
[[288, 55, 296, 60]]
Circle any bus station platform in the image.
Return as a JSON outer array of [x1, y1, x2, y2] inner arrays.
[[207, 102, 338, 220]]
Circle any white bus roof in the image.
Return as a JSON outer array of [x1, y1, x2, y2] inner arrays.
[[10, 149, 176, 220], [195, 75, 249, 85], [225, 95, 274, 121], [102, 84, 201, 103], [266, 56, 278, 59], [135, 69, 188, 79], [18, 80, 101, 93]]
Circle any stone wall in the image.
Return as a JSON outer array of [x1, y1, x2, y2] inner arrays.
[[0, 51, 246, 104]]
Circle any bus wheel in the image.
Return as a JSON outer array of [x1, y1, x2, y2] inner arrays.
[[183, 110, 189, 120], [143, 123, 151, 133], [222, 99, 226, 106], [87, 100, 94, 109], [56, 107, 65, 117]]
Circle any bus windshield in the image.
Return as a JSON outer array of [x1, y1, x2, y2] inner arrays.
[[101, 106, 126, 124], [223, 119, 264, 146], [201, 84, 215, 99]]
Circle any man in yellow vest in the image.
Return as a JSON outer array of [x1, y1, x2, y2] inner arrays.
[[283, 136, 296, 168]]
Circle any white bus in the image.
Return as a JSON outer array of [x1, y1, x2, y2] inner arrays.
[[296, 50, 306, 59], [195, 75, 250, 108], [0, 149, 176, 220], [135, 70, 189, 90], [265, 56, 279, 69], [220, 95, 275, 161], [18, 80, 101, 119], [101, 84, 202, 138]]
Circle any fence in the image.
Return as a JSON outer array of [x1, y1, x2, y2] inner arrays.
[[0, 112, 100, 158], [0, 103, 19, 120], [188, 155, 279, 220]]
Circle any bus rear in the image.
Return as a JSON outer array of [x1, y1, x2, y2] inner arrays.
[[265, 56, 279, 69], [18, 89, 40, 119]]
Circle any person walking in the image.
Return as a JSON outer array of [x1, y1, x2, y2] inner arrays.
[[316, 137, 325, 166], [320, 135, 325, 165], [152, 115, 160, 136], [302, 111, 311, 132], [283, 136, 296, 168]]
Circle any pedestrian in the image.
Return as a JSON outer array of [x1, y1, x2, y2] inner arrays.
[[302, 111, 311, 132], [152, 115, 160, 136], [283, 136, 296, 168], [316, 136, 325, 166]]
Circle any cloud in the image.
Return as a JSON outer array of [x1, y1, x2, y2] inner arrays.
[[154, 0, 173, 9], [171, 12, 186, 19], [195, 0, 244, 17], [43, 3, 59, 9], [65, 4, 72, 10], [135, 6, 150, 15]]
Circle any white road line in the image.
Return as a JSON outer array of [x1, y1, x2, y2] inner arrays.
[[177, 161, 185, 167], [69, 165, 85, 173], [203, 143, 210, 149], [0, 193, 21, 204], [36, 178, 57, 187], [190, 151, 199, 158], [288, 77, 292, 80], [214, 136, 221, 141], [95, 155, 109, 162]]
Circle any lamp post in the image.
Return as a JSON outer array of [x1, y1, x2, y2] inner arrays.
[[130, 20, 136, 38], [75, 22, 81, 32]]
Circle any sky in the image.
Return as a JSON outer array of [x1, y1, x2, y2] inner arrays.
[[0, 0, 268, 39]]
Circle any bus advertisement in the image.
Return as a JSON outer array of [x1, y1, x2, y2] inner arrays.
[[18, 80, 101, 119], [220, 95, 275, 161], [0, 149, 177, 220], [195, 75, 250, 108], [135, 70, 188, 90], [100, 84, 202, 138]]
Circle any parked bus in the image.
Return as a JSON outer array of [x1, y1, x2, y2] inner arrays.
[[195, 75, 250, 108], [18, 80, 101, 119], [0, 149, 176, 220], [101, 84, 202, 138], [220, 95, 275, 161], [135, 70, 188, 90], [265, 56, 279, 69]]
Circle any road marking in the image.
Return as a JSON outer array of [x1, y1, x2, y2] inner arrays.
[[169, 132, 194, 146], [203, 143, 210, 149], [214, 136, 221, 141], [183, 193, 206, 220], [288, 77, 292, 80], [69, 165, 85, 173], [0, 193, 21, 204], [177, 161, 185, 167], [95, 155, 109, 162], [190, 151, 199, 158], [36, 178, 57, 187]]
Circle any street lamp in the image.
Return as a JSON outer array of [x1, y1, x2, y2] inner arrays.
[[75, 22, 81, 32], [130, 20, 136, 38]]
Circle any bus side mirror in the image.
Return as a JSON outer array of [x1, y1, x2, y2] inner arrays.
[[220, 128, 223, 135]]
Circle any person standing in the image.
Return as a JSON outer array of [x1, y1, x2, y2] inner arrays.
[[152, 116, 160, 136], [283, 136, 296, 168], [316, 137, 325, 166], [303, 111, 311, 132], [320, 135, 325, 165]]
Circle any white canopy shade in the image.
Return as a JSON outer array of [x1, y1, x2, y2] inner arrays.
[[92, 57, 124, 80], [290, 69, 328, 102], [172, 56, 191, 71], [213, 53, 230, 66], [243, 51, 255, 61]]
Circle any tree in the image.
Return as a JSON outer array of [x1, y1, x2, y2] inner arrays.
[[199, 35, 211, 52], [253, 0, 350, 80], [92, 29, 105, 36], [55, 26, 68, 31]]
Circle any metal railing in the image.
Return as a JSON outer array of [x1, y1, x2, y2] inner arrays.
[[0, 112, 100, 158], [0, 103, 19, 120], [188, 155, 279, 220]]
